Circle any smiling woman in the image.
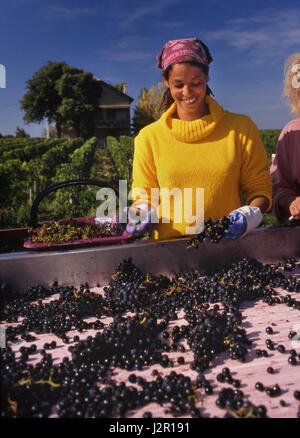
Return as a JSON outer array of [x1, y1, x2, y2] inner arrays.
[[125, 38, 272, 241]]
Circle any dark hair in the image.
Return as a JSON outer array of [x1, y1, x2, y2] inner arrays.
[[159, 60, 214, 114]]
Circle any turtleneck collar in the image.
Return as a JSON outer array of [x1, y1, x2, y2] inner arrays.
[[161, 96, 226, 142]]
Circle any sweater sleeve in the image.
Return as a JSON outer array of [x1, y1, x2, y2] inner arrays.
[[270, 127, 300, 222], [239, 118, 272, 211], [131, 130, 160, 209]]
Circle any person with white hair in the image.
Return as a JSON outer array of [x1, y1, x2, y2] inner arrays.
[[270, 54, 300, 223]]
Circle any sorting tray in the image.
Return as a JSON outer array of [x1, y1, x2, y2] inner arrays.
[[21, 179, 134, 250], [23, 216, 133, 251]]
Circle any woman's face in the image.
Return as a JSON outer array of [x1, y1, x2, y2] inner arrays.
[[164, 63, 209, 121]]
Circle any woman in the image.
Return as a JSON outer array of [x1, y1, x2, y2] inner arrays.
[[270, 53, 300, 223], [127, 38, 272, 241]]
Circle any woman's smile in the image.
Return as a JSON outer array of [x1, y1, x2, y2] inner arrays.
[[182, 97, 197, 104]]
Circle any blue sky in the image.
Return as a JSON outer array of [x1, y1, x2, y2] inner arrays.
[[0, 0, 300, 136]]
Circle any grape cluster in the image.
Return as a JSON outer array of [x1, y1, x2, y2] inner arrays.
[[187, 216, 231, 248], [1, 284, 107, 344], [216, 387, 267, 418], [185, 306, 251, 370], [68, 314, 165, 369], [277, 256, 297, 271]]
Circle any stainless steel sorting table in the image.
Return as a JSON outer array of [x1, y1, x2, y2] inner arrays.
[[1, 226, 300, 292]]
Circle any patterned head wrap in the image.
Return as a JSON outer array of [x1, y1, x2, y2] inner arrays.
[[156, 38, 213, 71]]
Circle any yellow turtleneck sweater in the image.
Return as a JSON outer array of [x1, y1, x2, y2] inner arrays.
[[131, 96, 272, 241]]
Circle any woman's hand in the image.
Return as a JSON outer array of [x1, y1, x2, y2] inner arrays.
[[223, 205, 263, 240], [289, 196, 300, 220], [277, 194, 298, 222], [222, 210, 247, 240], [125, 203, 158, 237]]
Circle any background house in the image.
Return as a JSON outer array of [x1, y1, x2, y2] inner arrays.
[[61, 78, 134, 147]]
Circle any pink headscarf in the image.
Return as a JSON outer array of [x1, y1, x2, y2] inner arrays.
[[156, 38, 212, 71]]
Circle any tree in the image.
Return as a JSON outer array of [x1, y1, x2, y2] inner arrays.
[[20, 62, 102, 139], [20, 62, 65, 137], [109, 82, 127, 93], [132, 81, 166, 135], [15, 126, 30, 138], [55, 68, 102, 139]]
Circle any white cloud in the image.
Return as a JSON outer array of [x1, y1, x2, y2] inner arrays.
[[95, 35, 155, 65], [153, 21, 188, 28], [118, 0, 181, 28], [96, 49, 153, 63], [45, 6, 96, 20], [207, 8, 300, 64]]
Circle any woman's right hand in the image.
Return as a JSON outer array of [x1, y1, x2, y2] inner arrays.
[[125, 203, 158, 237]]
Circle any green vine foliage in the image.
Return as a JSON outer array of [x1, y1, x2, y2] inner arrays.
[[52, 137, 99, 219], [38, 138, 84, 186], [1, 138, 59, 162], [0, 158, 32, 228], [0, 159, 30, 210], [260, 130, 281, 167], [0, 138, 43, 156], [0, 137, 98, 228], [106, 136, 134, 184]]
